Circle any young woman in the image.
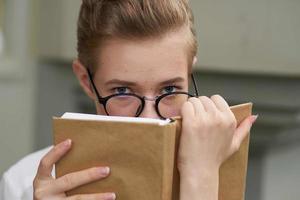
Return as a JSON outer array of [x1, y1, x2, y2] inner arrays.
[[0, 0, 257, 199]]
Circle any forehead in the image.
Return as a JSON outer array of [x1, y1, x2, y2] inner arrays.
[[94, 28, 190, 84]]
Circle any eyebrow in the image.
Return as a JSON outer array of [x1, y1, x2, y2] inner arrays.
[[105, 77, 185, 86], [159, 77, 185, 85]]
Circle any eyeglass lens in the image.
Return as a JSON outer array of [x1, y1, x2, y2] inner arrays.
[[157, 93, 190, 118], [105, 95, 143, 117]]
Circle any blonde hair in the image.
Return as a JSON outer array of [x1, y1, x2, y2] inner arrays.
[[77, 0, 197, 72]]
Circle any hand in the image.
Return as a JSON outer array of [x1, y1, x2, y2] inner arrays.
[[178, 95, 257, 181], [178, 95, 256, 200], [33, 139, 116, 200]]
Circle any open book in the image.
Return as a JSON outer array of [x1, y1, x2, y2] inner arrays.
[[53, 103, 252, 200]]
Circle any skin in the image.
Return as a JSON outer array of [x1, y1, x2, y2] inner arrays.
[[33, 28, 256, 200]]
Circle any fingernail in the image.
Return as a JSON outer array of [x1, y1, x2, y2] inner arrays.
[[250, 115, 258, 124], [99, 167, 110, 176], [63, 139, 71, 147], [104, 192, 116, 200]]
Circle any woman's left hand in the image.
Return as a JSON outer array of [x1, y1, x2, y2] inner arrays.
[[178, 95, 257, 200]]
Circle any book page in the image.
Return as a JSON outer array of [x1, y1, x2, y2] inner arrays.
[[61, 112, 171, 126]]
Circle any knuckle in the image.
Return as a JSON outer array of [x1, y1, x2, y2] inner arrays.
[[210, 107, 218, 115], [38, 147, 59, 170], [33, 188, 45, 200], [226, 115, 237, 129], [33, 176, 39, 188], [181, 102, 191, 114], [230, 119, 238, 129], [87, 168, 98, 179], [39, 157, 50, 170], [219, 113, 236, 129], [211, 94, 222, 100], [199, 95, 209, 101], [52, 144, 63, 155], [189, 97, 200, 103], [184, 119, 199, 133], [209, 113, 222, 126], [232, 141, 241, 152], [233, 144, 240, 152], [182, 101, 189, 108], [62, 174, 73, 187], [215, 118, 223, 127]]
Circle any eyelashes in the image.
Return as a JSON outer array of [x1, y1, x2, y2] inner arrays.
[[161, 85, 182, 94]]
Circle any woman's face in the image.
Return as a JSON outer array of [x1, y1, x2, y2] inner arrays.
[[74, 28, 192, 119]]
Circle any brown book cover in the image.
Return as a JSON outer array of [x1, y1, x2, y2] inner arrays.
[[53, 102, 252, 200]]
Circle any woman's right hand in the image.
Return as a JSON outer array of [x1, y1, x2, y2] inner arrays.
[[33, 139, 116, 200]]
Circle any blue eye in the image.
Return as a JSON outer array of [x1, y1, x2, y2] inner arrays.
[[162, 86, 178, 94], [113, 87, 130, 94]]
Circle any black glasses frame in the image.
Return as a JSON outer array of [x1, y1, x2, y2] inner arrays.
[[87, 68, 199, 119]]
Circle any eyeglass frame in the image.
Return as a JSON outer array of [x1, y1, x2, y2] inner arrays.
[[86, 68, 199, 119]]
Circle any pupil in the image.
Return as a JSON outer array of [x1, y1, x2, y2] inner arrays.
[[117, 87, 126, 94], [165, 86, 174, 93]]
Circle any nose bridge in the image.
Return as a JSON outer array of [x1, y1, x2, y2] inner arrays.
[[139, 98, 160, 119], [143, 96, 158, 102]]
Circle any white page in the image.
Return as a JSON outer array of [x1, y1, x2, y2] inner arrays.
[[61, 112, 171, 126]]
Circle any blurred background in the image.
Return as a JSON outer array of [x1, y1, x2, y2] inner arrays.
[[0, 0, 299, 199]]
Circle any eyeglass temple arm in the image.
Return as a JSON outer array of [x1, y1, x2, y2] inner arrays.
[[191, 73, 199, 97], [87, 68, 102, 100]]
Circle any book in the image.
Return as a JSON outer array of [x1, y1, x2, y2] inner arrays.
[[53, 102, 252, 200]]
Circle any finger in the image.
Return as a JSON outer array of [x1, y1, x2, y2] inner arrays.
[[210, 95, 236, 122], [52, 167, 110, 193], [198, 96, 218, 114], [181, 101, 196, 118], [66, 192, 116, 200], [37, 139, 72, 178], [210, 95, 230, 112], [188, 97, 205, 115], [231, 115, 257, 152]]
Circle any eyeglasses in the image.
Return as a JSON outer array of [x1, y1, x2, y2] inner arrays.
[[87, 68, 199, 119]]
